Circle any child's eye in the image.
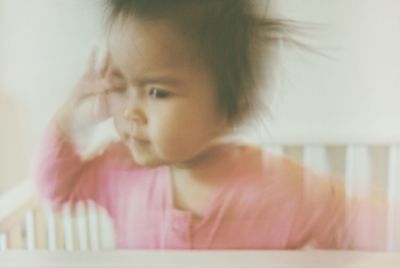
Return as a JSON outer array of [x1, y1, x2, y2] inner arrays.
[[149, 88, 171, 99]]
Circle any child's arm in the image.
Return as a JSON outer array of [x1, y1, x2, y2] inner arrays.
[[285, 159, 399, 250], [33, 121, 111, 211], [32, 47, 122, 212], [303, 170, 397, 250], [54, 46, 113, 144]]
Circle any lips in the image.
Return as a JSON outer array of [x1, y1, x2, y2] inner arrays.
[[131, 135, 150, 144], [132, 136, 148, 142]]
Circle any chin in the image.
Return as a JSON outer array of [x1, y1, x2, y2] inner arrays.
[[129, 151, 165, 168]]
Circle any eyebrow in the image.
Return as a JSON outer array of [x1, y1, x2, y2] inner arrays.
[[109, 56, 185, 87], [136, 75, 183, 87], [110, 68, 183, 87]]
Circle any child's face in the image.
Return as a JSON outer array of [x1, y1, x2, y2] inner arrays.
[[107, 17, 229, 167]]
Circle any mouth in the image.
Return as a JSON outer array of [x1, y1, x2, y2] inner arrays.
[[132, 136, 148, 142], [131, 136, 150, 145]]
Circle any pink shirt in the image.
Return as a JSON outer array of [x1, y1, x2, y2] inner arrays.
[[33, 123, 392, 250]]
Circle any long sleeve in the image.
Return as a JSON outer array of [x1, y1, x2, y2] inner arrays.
[[32, 121, 111, 212], [279, 156, 400, 251], [284, 158, 399, 250]]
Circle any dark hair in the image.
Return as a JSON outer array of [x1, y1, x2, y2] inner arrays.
[[103, 0, 301, 126]]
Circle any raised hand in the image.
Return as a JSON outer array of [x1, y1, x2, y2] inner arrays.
[[55, 46, 114, 139]]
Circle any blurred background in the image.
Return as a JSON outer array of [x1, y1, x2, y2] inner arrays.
[[1, 0, 400, 193]]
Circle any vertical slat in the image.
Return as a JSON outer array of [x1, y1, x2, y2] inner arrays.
[[326, 146, 347, 180], [369, 146, 389, 190], [345, 144, 371, 247], [98, 207, 115, 250], [33, 207, 47, 249], [301, 145, 329, 203], [44, 203, 58, 251], [303, 145, 330, 174], [345, 145, 356, 198], [387, 145, 400, 251], [24, 211, 35, 250], [8, 224, 23, 249], [87, 201, 100, 250], [62, 203, 75, 251], [0, 234, 7, 250], [54, 213, 66, 250], [345, 145, 371, 199], [75, 202, 88, 251]]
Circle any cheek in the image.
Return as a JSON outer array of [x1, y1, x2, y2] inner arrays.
[[151, 111, 216, 150], [107, 92, 128, 115], [153, 101, 223, 138]]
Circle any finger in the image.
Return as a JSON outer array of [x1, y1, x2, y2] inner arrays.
[[75, 79, 112, 100], [75, 89, 96, 100], [73, 79, 97, 99], [99, 91, 110, 119], [91, 78, 114, 95], [99, 50, 111, 77], [93, 91, 110, 122], [86, 46, 98, 73]]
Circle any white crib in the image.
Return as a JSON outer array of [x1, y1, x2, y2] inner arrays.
[[0, 143, 400, 267], [0, 181, 115, 251]]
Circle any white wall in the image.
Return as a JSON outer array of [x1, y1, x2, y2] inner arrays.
[[1, 0, 400, 191], [264, 0, 400, 144], [0, 0, 105, 191]]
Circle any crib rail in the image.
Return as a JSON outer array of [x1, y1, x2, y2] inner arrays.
[[1, 250, 400, 268], [0, 180, 35, 250], [1, 143, 399, 251], [0, 181, 114, 251]]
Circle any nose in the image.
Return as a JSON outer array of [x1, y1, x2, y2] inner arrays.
[[123, 94, 147, 124]]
